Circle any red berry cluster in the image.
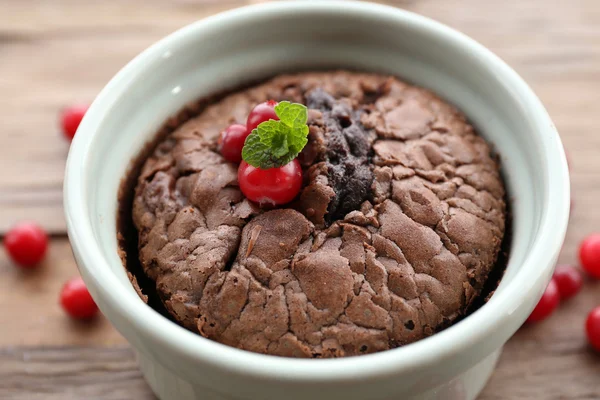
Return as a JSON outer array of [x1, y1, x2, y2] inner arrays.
[[219, 100, 302, 206], [526, 234, 600, 351], [580, 234, 600, 351]]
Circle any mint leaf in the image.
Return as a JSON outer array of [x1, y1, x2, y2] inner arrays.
[[242, 132, 274, 168], [288, 124, 309, 157], [241, 102, 309, 169], [275, 101, 308, 129], [252, 120, 289, 157]]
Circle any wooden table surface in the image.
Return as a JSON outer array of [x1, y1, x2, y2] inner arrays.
[[2, 0, 600, 398]]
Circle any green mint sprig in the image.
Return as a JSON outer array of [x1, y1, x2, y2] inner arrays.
[[241, 101, 309, 169]]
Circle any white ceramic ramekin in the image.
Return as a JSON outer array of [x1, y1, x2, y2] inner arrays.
[[64, 2, 570, 399]]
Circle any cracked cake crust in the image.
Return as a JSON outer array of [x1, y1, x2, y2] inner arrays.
[[127, 71, 506, 358]]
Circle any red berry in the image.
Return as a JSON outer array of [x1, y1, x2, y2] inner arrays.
[[527, 279, 560, 323], [586, 306, 600, 352], [238, 159, 302, 206], [4, 222, 48, 268], [246, 100, 279, 132], [553, 265, 583, 299], [219, 124, 249, 163], [60, 104, 89, 140], [60, 277, 98, 319], [579, 233, 600, 279]]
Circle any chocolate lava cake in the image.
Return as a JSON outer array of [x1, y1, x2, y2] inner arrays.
[[119, 71, 506, 358]]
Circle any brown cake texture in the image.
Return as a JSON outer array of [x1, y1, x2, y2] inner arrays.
[[127, 71, 506, 358]]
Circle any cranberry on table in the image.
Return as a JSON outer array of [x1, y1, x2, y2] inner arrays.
[[527, 279, 560, 323], [60, 104, 89, 140], [579, 233, 600, 279], [218, 124, 249, 163], [238, 159, 302, 206], [586, 306, 600, 352], [60, 277, 98, 319], [553, 265, 583, 300], [246, 100, 279, 132], [3, 222, 48, 268]]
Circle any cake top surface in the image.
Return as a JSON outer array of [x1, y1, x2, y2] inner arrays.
[[128, 71, 506, 358]]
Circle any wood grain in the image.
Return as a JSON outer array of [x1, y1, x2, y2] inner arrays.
[[0, 239, 125, 347], [1, 0, 600, 398], [0, 346, 154, 400]]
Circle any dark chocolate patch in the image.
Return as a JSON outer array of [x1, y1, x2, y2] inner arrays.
[[306, 88, 374, 222]]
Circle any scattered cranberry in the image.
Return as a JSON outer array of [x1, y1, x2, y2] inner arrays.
[[60, 277, 98, 319], [553, 265, 583, 300], [246, 100, 278, 132], [60, 104, 89, 140], [219, 124, 249, 163], [586, 306, 600, 352], [238, 159, 302, 206], [4, 222, 48, 268], [579, 234, 600, 279], [527, 279, 560, 323]]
